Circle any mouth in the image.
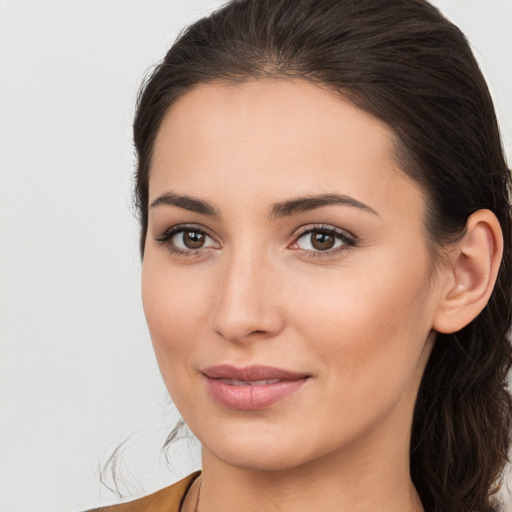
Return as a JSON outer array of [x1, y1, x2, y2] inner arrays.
[[217, 378, 284, 386], [201, 365, 310, 410]]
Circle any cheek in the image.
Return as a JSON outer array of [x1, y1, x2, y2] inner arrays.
[[141, 254, 214, 381], [289, 246, 435, 399]]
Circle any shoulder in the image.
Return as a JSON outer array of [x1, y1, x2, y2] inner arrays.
[[83, 472, 201, 512]]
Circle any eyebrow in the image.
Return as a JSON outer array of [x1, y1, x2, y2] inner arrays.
[[268, 193, 378, 219], [150, 191, 378, 218], [150, 192, 219, 216]]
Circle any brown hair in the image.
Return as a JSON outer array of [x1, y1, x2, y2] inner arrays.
[[133, 1, 512, 510]]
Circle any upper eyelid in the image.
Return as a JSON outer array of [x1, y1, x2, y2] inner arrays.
[[293, 224, 355, 240], [296, 224, 348, 234], [155, 223, 216, 240], [155, 222, 351, 237]]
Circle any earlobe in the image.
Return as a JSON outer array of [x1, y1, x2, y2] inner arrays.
[[433, 209, 503, 334]]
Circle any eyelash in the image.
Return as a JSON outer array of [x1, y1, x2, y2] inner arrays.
[[293, 224, 357, 258], [154, 223, 357, 259], [155, 224, 217, 258]]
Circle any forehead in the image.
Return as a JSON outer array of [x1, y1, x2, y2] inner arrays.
[[150, 79, 424, 220]]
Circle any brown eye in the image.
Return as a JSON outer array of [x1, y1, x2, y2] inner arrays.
[[156, 226, 219, 254], [310, 232, 335, 251], [182, 230, 205, 249], [294, 226, 354, 254]]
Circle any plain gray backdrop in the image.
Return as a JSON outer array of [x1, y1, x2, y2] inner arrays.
[[1, 1, 511, 511]]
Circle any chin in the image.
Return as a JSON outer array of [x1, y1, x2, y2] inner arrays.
[[198, 420, 345, 474], [209, 443, 309, 472]]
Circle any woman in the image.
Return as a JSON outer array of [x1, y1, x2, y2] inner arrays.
[[88, 0, 512, 511]]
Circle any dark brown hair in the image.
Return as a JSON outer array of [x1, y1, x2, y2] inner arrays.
[[133, 1, 512, 510]]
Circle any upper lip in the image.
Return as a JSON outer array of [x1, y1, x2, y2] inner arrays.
[[202, 364, 310, 381]]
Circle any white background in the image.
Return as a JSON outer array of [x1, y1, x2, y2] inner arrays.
[[0, 1, 511, 511]]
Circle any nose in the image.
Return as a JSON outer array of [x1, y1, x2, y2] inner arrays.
[[210, 249, 285, 344]]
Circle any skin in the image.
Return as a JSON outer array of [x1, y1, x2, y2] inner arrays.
[[141, 78, 469, 512]]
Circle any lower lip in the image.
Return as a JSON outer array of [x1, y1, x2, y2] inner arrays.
[[205, 377, 309, 410]]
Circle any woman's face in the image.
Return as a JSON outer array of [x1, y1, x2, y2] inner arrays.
[[142, 79, 444, 472]]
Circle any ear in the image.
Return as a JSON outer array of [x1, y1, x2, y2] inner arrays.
[[433, 209, 503, 334]]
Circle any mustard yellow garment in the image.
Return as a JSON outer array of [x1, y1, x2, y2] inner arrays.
[[85, 472, 200, 512]]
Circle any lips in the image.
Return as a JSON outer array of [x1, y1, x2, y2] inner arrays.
[[202, 365, 310, 410]]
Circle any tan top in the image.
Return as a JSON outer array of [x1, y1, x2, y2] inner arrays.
[[85, 472, 201, 512]]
